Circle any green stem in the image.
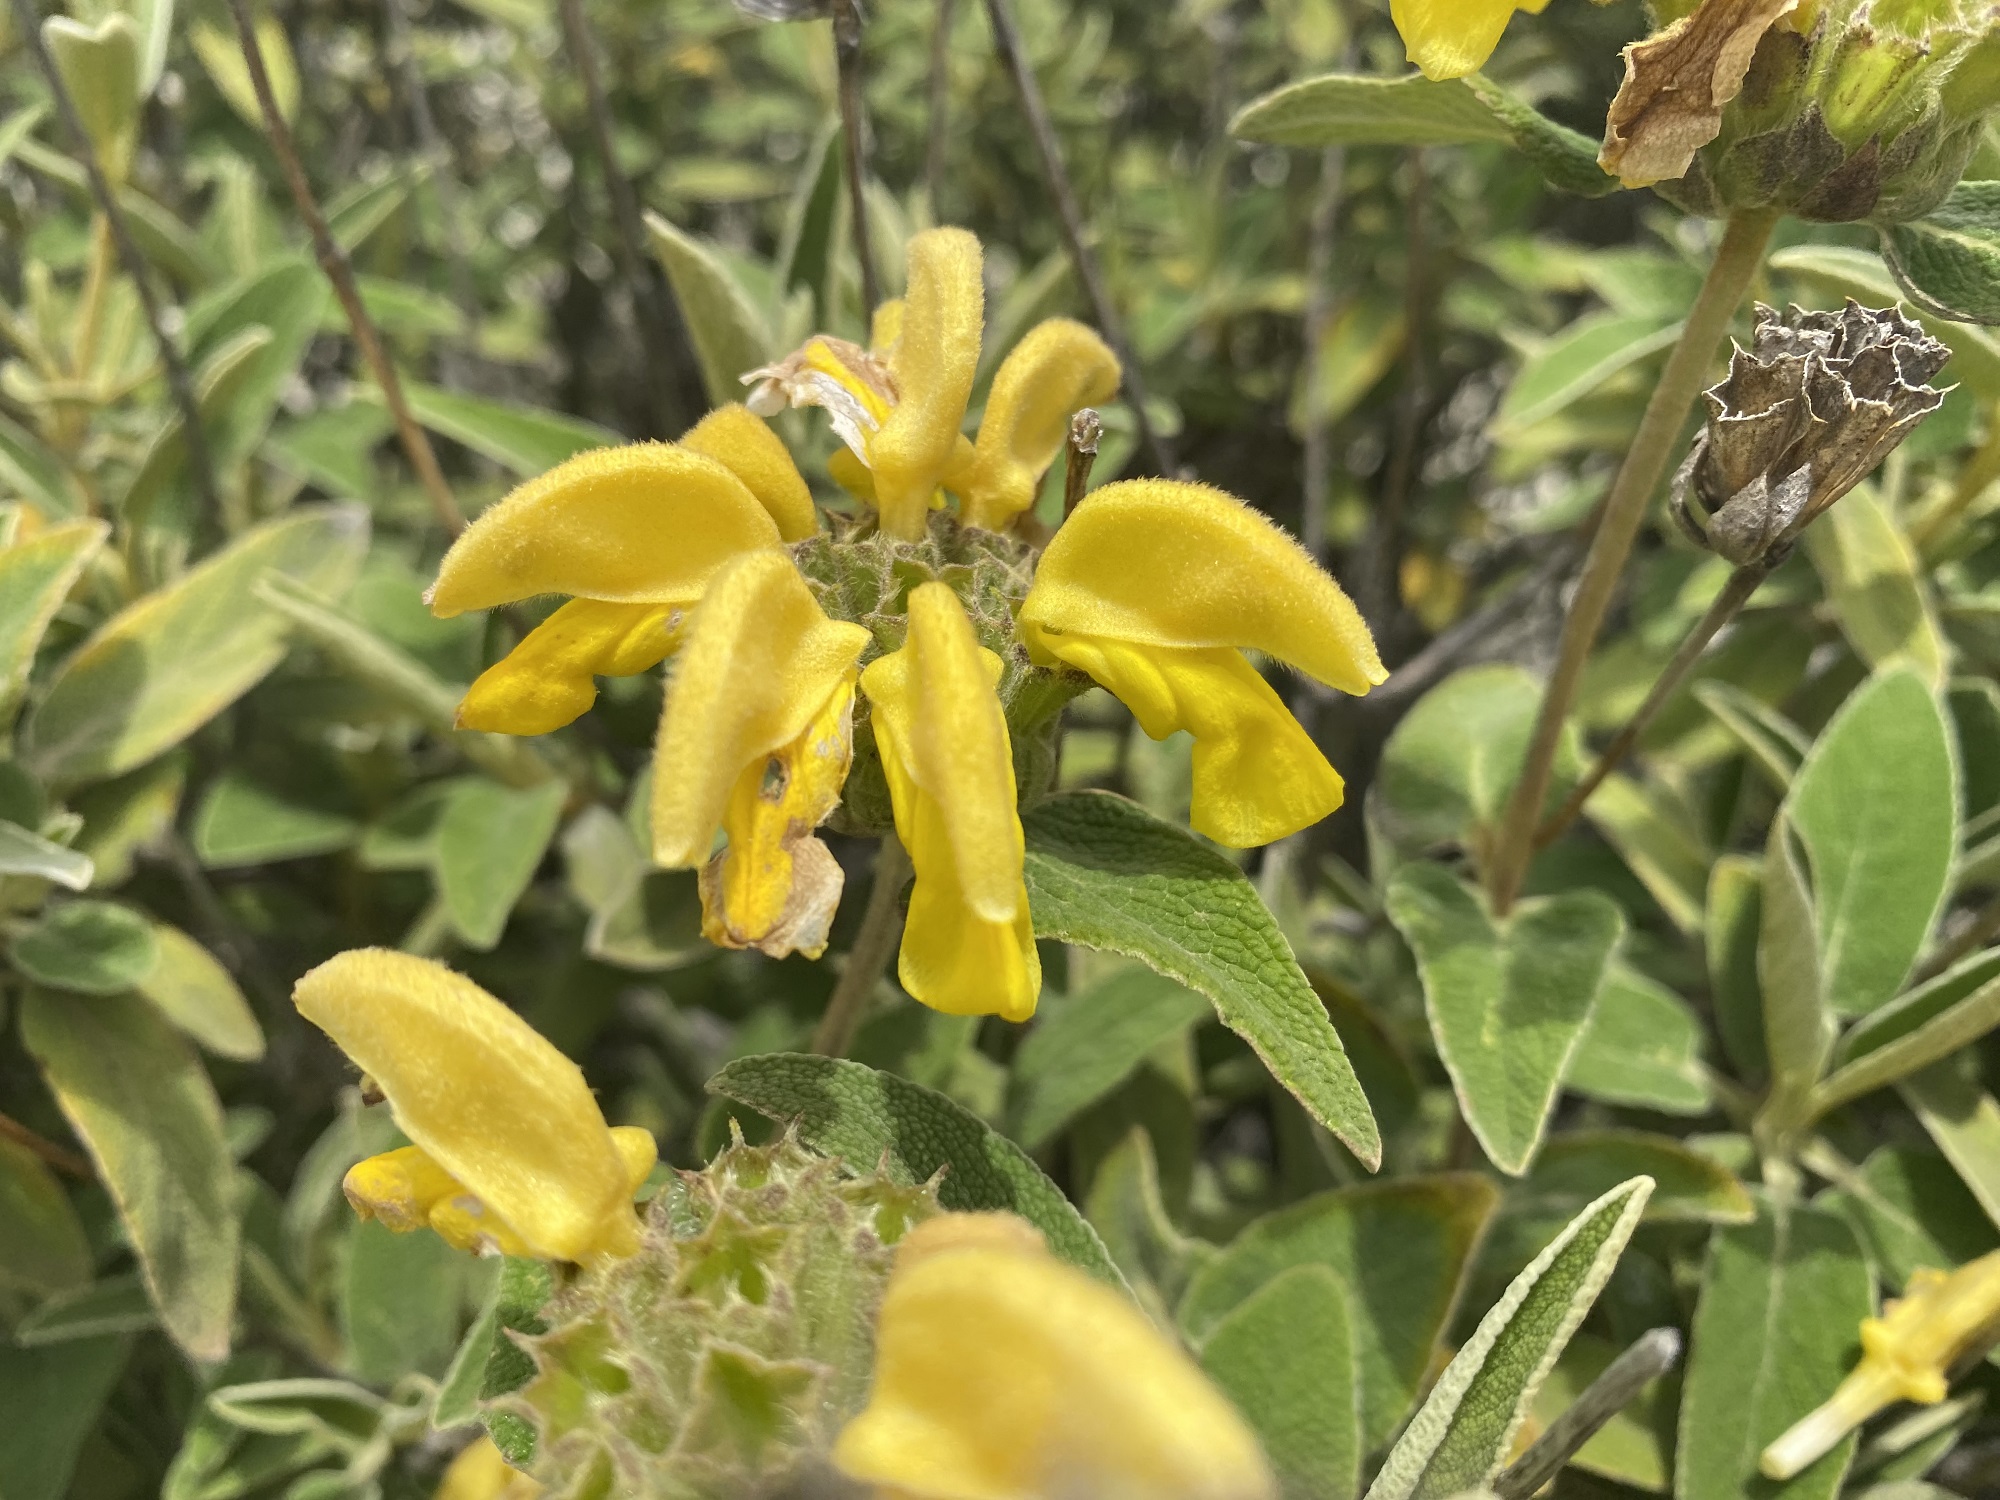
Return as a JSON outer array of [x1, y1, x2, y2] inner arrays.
[[812, 835, 910, 1058], [1484, 208, 1778, 914]]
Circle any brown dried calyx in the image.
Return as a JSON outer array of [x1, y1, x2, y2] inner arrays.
[[1672, 300, 1950, 566]]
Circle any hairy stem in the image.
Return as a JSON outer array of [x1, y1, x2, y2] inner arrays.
[[833, 0, 880, 318], [1483, 208, 1777, 913], [1535, 557, 1773, 850], [226, 0, 467, 537], [812, 835, 911, 1058]]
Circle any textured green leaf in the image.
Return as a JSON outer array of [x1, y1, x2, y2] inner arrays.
[[1761, 815, 1831, 1133], [183, 257, 329, 466], [0, 520, 106, 719], [1586, 773, 1710, 933], [1494, 314, 1681, 436], [1179, 1175, 1499, 1448], [1882, 181, 2000, 324], [1675, 1198, 1871, 1500], [10, 1274, 156, 1344], [1695, 679, 1812, 792], [585, 868, 709, 971], [69, 754, 185, 890], [1565, 965, 1713, 1115], [645, 211, 772, 407], [0, 1335, 131, 1500], [1815, 950, 2000, 1115], [1005, 967, 1210, 1151], [1200, 1264, 1361, 1500], [1461, 74, 1620, 197], [191, 771, 359, 868], [1515, 1131, 1753, 1225], [1804, 491, 1946, 690], [1821, 1146, 1999, 1290], [0, 412, 83, 518], [23, 506, 369, 787], [22, 990, 239, 1361], [1366, 1177, 1652, 1500], [0, 821, 93, 891], [1788, 667, 1956, 1018], [136, 922, 264, 1061], [479, 1257, 554, 1464], [1708, 853, 1768, 1084], [1082, 1126, 1214, 1323], [0, 1135, 90, 1305], [8, 900, 157, 994], [433, 1262, 506, 1430], [1387, 863, 1623, 1174], [341, 1219, 470, 1384], [1231, 71, 1512, 146], [435, 778, 568, 949], [389, 381, 617, 478], [1023, 790, 1379, 1167], [122, 326, 274, 531], [1900, 1055, 2000, 1230], [708, 1053, 1121, 1282]]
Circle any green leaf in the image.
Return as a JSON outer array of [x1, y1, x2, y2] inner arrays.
[[1179, 1175, 1500, 1449], [1674, 1197, 1872, 1500], [23, 506, 369, 788], [1529, 1332, 1679, 1494], [120, 325, 275, 531], [386, 380, 617, 478], [1515, 1131, 1753, 1226], [1814, 949, 2000, 1115], [0, 412, 84, 518], [1771, 242, 2000, 396], [22, 990, 239, 1361], [1231, 71, 1512, 147], [1761, 814, 1832, 1130], [69, 754, 185, 890], [1585, 772, 1711, 934], [479, 1258, 554, 1464], [183, 257, 329, 466], [8, 900, 157, 994], [0, 1336, 131, 1500], [584, 868, 709, 971], [1375, 665, 1580, 854], [1386, 863, 1623, 1175], [1565, 965, 1714, 1116], [136, 922, 264, 1061], [1899, 1055, 2000, 1230], [436, 778, 568, 949], [267, 404, 392, 498], [0, 821, 93, 891], [1082, 1126, 1214, 1323], [1788, 666, 1957, 1017], [708, 1053, 1122, 1283], [1694, 679, 1812, 791], [1022, 790, 1379, 1167], [325, 163, 427, 253], [0, 1135, 90, 1305], [1493, 314, 1682, 437], [191, 771, 359, 868], [1803, 489, 1946, 689], [1881, 180, 2000, 324], [10, 1274, 156, 1344], [1708, 853, 1769, 1083], [1365, 1176, 1652, 1500], [433, 1263, 505, 1430], [1200, 1264, 1361, 1500], [1005, 967, 1210, 1151], [1461, 74, 1622, 198], [188, 13, 297, 128], [645, 211, 773, 407], [1821, 1146, 1999, 1290], [0, 103, 48, 176], [0, 520, 106, 720], [341, 1219, 471, 1383]]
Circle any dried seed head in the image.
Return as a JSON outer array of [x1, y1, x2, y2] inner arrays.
[[1672, 300, 1949, 565]]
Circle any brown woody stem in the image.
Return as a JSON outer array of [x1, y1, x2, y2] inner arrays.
[[832, 0, 881, 319], [811, 834, 911, 1058]]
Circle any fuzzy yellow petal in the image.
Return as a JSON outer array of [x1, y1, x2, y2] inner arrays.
[[436, 1436, 542, 1500], [860, 584, 1038, 1022], [427, 443, 782, 617], [833, 1214, 1275, 1500], [1020, 479, 1385, 695], [872, 229, 983, 539], [1391, 0, 1549, 79], [871, 297, 905, 354], [700, 670, 858, 959], [294, 949, 645, 1264], [1051, 636, 1345, 847], [651, 551, 871, 868], [343, 1143, 465, 1234], [456, 599, 683, 736], [680, 403, 818, 542], [959, 319, 1121, 531]]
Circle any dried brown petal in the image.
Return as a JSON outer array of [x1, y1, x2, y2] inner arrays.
[[1599, 0, 1801, 188]]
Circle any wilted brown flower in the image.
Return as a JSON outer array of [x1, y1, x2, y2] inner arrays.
[[1671, 300, 1950, 566]]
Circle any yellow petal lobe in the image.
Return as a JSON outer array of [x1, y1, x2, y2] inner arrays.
[[427, 443, 782, 617], [860, 583, 1039, 1022], [456, 598, 683, 735], [1390, 0, 1548, 80], [872, 228, 983, 539], [342, 1144, 464, 1234], [294, 949, 646, 1263], [651, 551, 871, 869], [833, 1213, 1276, 1500], [680, 403, 819, 542], [436, 1436, 542, 1500], [870, 297, 905, 353], [959, 318, 1121, 531]]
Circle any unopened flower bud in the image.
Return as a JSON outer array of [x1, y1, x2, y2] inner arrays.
[[1672, 300, 1949, 566]]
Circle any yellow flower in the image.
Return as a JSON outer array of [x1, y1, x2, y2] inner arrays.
[[429, 411, 810, 736], [747, 227, 1119, 540], [833, 1212, 1276, 1500], [1762, 1250, 2000, 1480], [651, 550, 872, 959], [1018, 479, 1385, 847], [294, 949, 656, 1264], [860, 583, 1040, 1022], [435, 1437, 542, 1500], [1391, 0, 1552, 79]]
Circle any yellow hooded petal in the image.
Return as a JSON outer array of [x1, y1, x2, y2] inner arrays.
[[871, 229, 984, 539], [1020, 479, 1385, 695], [1391, 0, 1549, 80], [1052, 636, 1345, 847], [959, 319, 1122, 531], [860, 584, 1039, 1022], [651, 551, 871, 868], [456, 598, 683, 736], [833, 1213, 1275, 1500], [294, 949, 646, 1264], [680, 403, 819, 542], [427, 443, 783, 617]]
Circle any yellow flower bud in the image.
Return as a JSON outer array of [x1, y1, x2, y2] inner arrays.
[[957, 318, 1121, 532], [872, 228, 984, 540], [435, 1436, 542, 1500]]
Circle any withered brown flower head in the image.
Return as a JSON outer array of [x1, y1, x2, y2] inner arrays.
[[1672, 300, 1951, 566]]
